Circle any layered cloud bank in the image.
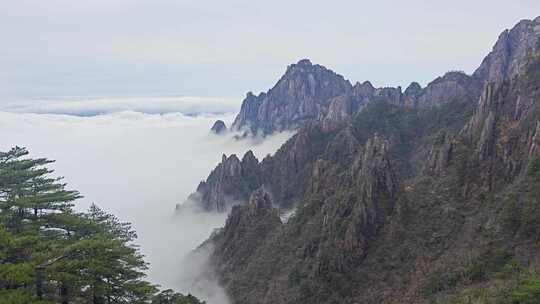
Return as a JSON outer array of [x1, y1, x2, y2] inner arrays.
[[0, 95, 239, 116], [0, 107, 292, 303]]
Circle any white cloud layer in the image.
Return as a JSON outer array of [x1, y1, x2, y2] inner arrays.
[[0, 110, 292, 303], [0, 96, 239, 116]]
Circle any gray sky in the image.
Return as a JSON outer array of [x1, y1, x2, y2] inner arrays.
[[2, 0, 540, 101]]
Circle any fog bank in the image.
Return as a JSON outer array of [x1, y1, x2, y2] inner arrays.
[[0, 95, 239, 116], [0, 109, 292, 303]]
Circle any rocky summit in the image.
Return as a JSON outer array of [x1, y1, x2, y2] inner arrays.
[[187, 17, 540, 304], [210, 119, 227, 134]]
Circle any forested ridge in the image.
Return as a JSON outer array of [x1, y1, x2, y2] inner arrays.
[[0, 147, 203, 304]]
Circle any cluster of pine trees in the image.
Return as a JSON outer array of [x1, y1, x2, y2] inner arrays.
[[0, 147, 203, 304]]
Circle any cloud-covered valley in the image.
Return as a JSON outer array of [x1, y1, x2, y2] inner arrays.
[[0, 103, 292, 303]]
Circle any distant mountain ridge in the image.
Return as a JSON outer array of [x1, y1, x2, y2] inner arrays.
[[223, 17, 540, 136]]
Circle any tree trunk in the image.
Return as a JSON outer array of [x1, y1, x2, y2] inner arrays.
[[35, 267, 44, 300], [60, 281, 69, 304], [93, 281, 105, 304]]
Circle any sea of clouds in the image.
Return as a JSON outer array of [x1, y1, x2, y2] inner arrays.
[[0, 96, 292, 304], [0, 95, 240, 116]]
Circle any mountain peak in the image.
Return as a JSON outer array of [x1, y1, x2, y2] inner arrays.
[[473, 16, 540, 83], [232, 60, 352, 134], [285, 58, 318, 74], [405, 81, 422, 92], [296, 58, 313, 66], [210, 120, 227, 134]]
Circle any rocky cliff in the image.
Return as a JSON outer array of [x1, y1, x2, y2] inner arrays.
[[230, 59, 353, 135], [473, 16, 540, 84], [187, 125, 330, 212], [187, 152, 261, 212], [188, 17, 540, 304]]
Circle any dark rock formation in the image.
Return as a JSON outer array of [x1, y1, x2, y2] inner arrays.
[[210, 120, 227, 134], [187, 16, 540, 304], [423, 130, 455, 175]]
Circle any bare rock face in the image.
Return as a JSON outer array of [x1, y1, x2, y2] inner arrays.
[[210, 120, 227, 134], [423, 131, 455, 175], [231, 59, 353, 135], [186, 124, 332, 212], [325, 95, 356, 123], [188, 152, 261, 212], [460, 51, 540, 182], [461, 83, 500, 161], [230, 92, 262, 134], [352, 81, 376, 103], [417, 71, 482, 107], [474, 17, 540, 84], [530, 121, 540, 158], [322, 95, 356, 131]]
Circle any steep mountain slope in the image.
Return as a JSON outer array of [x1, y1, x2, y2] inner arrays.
[[230, 59, 353, 135], [187, 17, 540, 304], [191, 17, 540, 213], [205, 54, 539, 304], [473, 16, 540, 84], [187, 125, 330, 212]]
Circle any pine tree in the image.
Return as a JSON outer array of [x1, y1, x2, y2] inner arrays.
[[0, 147, 204, 304], [0, 146, 80, 232], [51, 205, 157, 304]]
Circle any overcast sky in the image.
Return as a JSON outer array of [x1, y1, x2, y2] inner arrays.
[[2, 0, 540, 101]]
